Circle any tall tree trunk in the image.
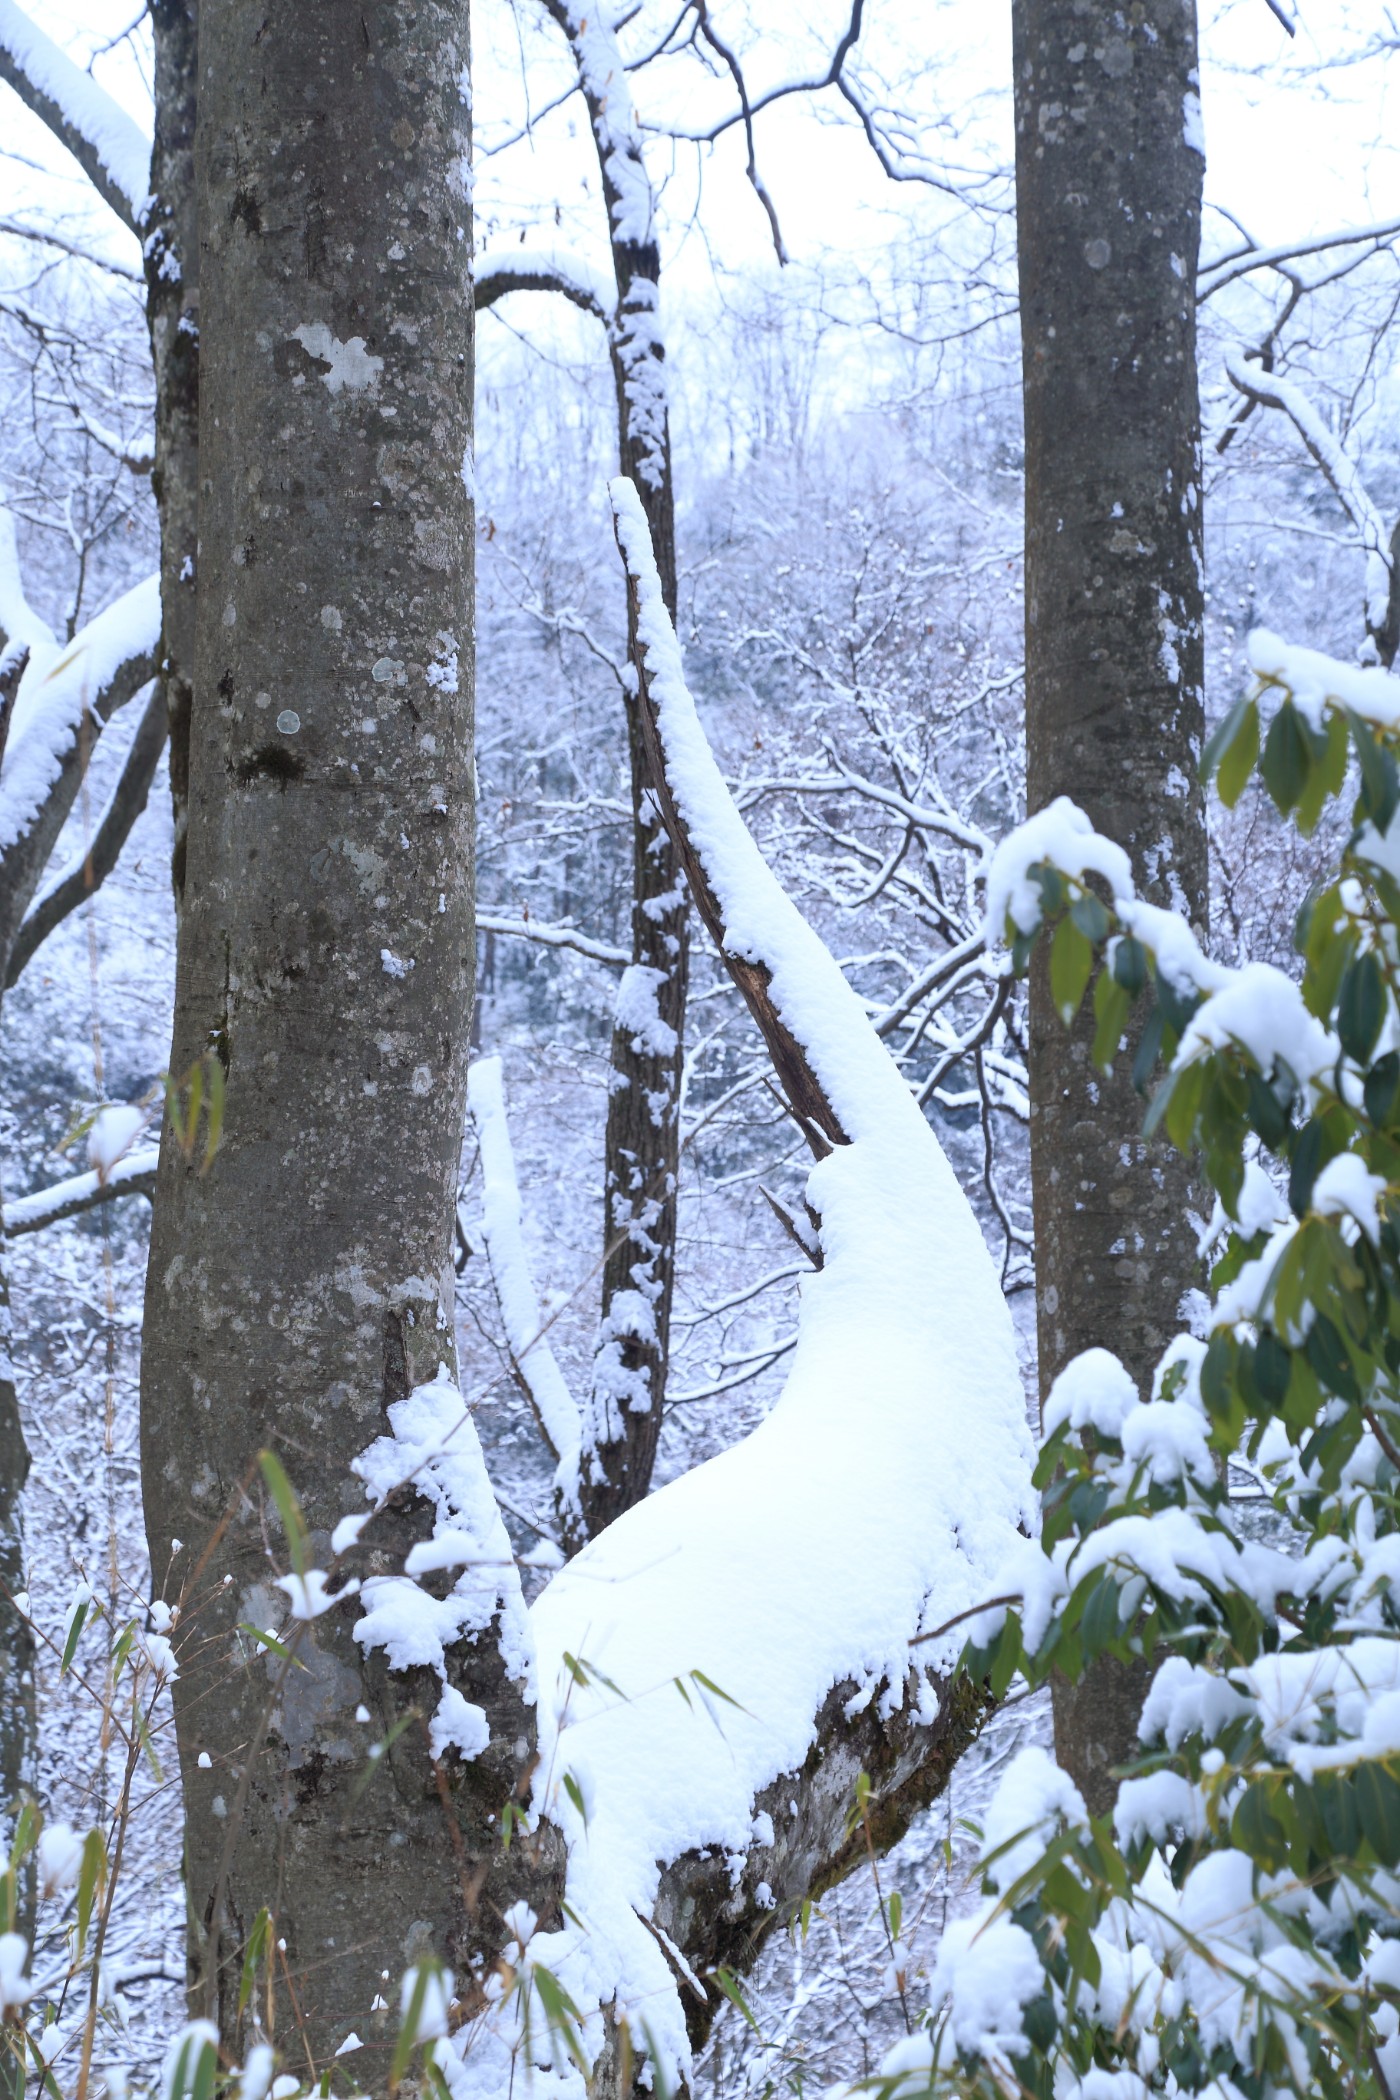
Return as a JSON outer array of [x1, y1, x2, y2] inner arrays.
[[145, 0, 200, 903], [140, 1, 549, 2068], [1014, 0, 1208, 1813], [581, 273, 688, 1538], [544, 2, 689, 1542]]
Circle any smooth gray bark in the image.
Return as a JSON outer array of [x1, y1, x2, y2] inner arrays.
[[139, 2, 554, 2069], [1014, 0, 1208, 1812]]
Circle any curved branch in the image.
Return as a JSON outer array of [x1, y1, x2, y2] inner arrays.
[[1224, 348, 1398, 657], [476, 909, 628, 968], [5, 1145, 158, 1237], [0, 0, 149, 233], [640, 1667, 989, 2068], [1199, 214, 1400, 300], [688, 0, 788, 264], [474, 248, 614, 328], [7, 678, 167, 986]]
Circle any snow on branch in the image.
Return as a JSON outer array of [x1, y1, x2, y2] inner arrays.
[[0, 568, 160, 860], [542, 0, 654, 250], [611, 472, 959, 1152], [4, 1143, 157, 1236], [8, 680, 167, 984], [0, 0, 150, 233], [493, 480, 1035, 2093], [1224, 349, 1393, 636], [541, 2, 669, 491], [467, 1055, 583, 1499], [476, 909, 628, 968], [473, 246, 614, 327]]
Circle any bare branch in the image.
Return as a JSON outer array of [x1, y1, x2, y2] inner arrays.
[[688, 0, 789, 265], [1199, 215, 1400, 299], [0, 215, 143, 279]]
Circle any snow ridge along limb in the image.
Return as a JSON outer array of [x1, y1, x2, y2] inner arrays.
[[0, 571, 160, 857], [508, 478, 1035, 2093], [0, 0, 151, 232]]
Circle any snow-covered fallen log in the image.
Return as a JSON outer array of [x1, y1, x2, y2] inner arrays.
[[462, 479, 1036, 2095]]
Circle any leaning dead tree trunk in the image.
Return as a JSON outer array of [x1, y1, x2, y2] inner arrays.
[[1014, 0, 1208, 1812], [140, 1, 554, 2070]]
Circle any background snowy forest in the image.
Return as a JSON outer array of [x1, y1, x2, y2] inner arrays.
[[2, 0, 1400, 2088]]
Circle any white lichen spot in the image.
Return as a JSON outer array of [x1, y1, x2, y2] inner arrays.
[[292, 323, 384, 395], [321, 604, 343, 631], [381, 950, 414, 980], [222, 601, 236, 628]]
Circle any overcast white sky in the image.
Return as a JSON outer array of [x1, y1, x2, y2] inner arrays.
[[5, 1, 1397, 329]]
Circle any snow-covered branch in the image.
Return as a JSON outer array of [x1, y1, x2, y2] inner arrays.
[[1224, 348, 1395, 641], [494, 477, 1034, 2094], [8, 679, 167, 986], [0, 555, 160, 967], [473, 247, 614, 327], [5, 1144, 158, 1237], [476, 909, 628, 969], [0, 568, 160, 863], [0, 0, 150, 234]]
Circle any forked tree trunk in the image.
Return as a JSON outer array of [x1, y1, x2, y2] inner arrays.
[[140, 1, 550, 2068], [1013, 0, 1208, 1812]]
